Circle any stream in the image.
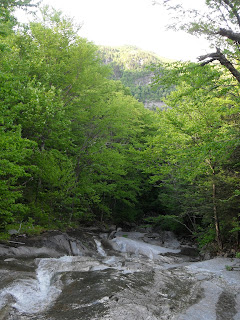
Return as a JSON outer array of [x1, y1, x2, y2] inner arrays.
[[0, 230, 240, 319]]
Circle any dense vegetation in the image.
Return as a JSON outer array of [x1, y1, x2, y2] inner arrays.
[[1, 0, 240, 253], [99, 45, 171, 106], [0, 2, 158, 237], [148, 0, 240, 251]]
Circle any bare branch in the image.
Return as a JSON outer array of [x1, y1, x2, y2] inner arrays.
[[200, 58, 215, 66], [198, 48, 240, 83], [221, 0, 240, 27], [218, 28, 240, 44]]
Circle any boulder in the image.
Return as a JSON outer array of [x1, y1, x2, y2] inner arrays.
[[8, 229, 18, 236], [180, 246, 199, 257], [0, 232, 91, 258]]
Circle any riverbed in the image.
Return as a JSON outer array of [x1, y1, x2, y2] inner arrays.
[[0, 230, 239, 319]]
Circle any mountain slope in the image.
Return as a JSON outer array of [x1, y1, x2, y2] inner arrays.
[[99, 45, 172, 109]]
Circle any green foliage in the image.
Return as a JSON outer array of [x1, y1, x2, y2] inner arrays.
[[6, 218, 45, 236], [1, 0, 37, 8], [0, 233, 11, 241], [0, 4, 158, 232], [2, 0, 240, 252], [0, 0, 38, 40], [145, 215, 185, 234], [225, 265, 233, 271], [99, 45, 164, 71], [0, 124, 36, 227], [195, 226, 216, 248], [148, 5, 240, 247], [145, 65, 240, 245]]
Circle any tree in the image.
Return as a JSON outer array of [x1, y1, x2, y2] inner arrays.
[[0, 0, 39, 229], [149, 58, 240, 248], [0, 0, 38, 38], [154, 0, 240, 83], [0, 125, 35, 228], [148, 0, 240, 249], [0, 5, 157, 232]]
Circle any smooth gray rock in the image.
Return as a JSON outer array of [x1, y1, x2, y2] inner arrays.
[[1, 231, 240, 320], [0, 232, 90, 258], [8, 229, 18, 235], [0, 244, 62, 258]]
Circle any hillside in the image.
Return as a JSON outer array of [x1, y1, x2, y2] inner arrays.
[[99, 45, 171, 109]]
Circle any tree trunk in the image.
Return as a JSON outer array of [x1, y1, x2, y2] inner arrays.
[[212, 182, 223, 250], [237, 214, 240, 247]]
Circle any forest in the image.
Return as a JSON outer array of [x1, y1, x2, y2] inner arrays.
[[0, 0, 240, 253]]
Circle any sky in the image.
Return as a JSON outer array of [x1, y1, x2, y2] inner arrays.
[[18, 0, 211, 61]]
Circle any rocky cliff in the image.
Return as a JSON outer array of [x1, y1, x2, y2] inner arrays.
[[99, 45, 171, 109]]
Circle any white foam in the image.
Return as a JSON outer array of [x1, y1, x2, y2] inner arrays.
[[0, 256, 101, 313], [94, 239, 107, 257], [110, 237, 180, 260]]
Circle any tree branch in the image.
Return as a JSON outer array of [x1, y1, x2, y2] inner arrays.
[[221, 0, 240, 27], [200, 58, 215, 66], [198, 48, 240, 83], [218, 28, 240, 44]]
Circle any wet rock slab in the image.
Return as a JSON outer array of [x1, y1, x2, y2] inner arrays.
[[0, 231, 94, 258], [0, 231, 240, 320]]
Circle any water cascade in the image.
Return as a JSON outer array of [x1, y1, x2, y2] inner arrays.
[[0, 231, 239, 320]]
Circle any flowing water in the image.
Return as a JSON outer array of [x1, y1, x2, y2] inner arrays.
[[0, 232, 240, 320]]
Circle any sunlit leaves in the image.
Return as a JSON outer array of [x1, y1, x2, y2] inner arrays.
[[0, 4, 157, 228]]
